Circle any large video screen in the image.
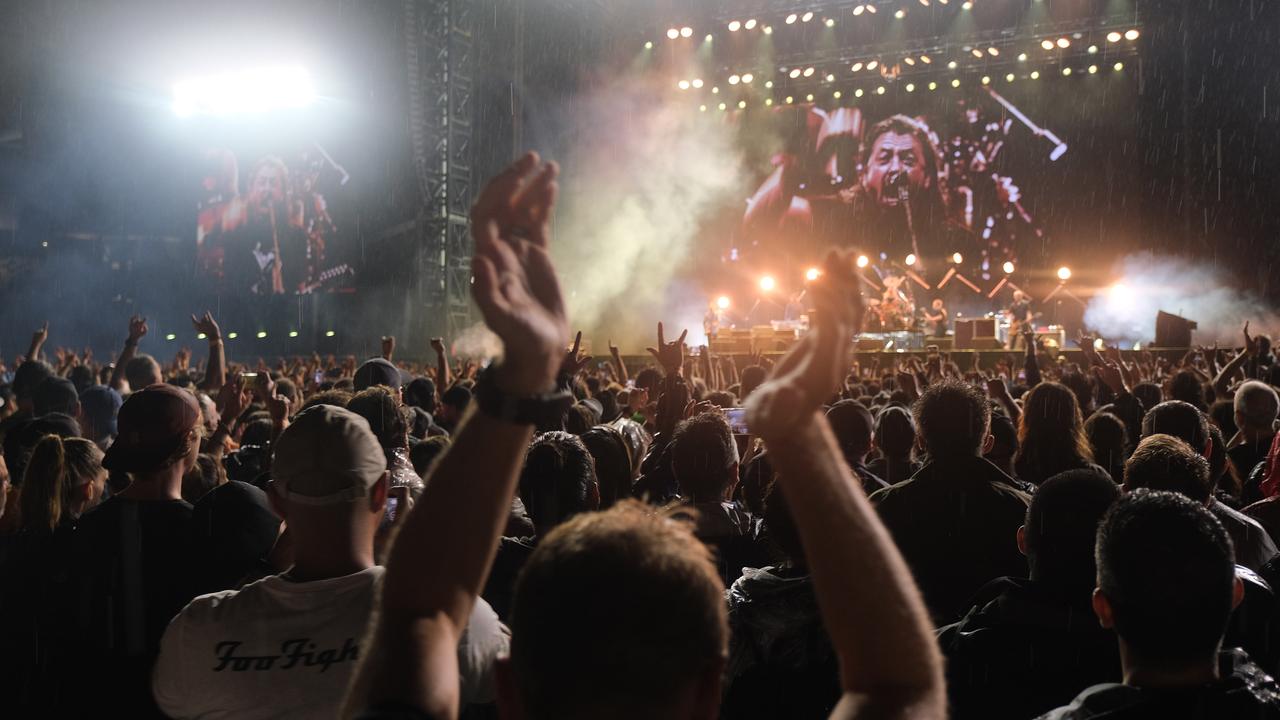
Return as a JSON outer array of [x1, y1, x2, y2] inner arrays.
[[196, 145, 355, 295]]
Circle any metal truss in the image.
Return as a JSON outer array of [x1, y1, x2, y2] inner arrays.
[[404, 0, 475, 340]]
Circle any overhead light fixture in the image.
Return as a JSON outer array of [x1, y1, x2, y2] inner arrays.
[[785, 13, 798, 24], [667, 28, 679, 39], [1030, 70, 1040, 79], [729, 74, 740, 84], [1041, 39, 1055, 50], [1125, 29, 1140, 40], [853, 4, 866, 15], [802, 11, 814, 22], [851, 62, 864, 72], [920, 54, 932, 63], [692, 78, 704, 88], [728, 20, 741, 31], [904, 56, 916, 65], [790, 68, 802, 78], [905, 82, 915, 92], [803, 66, 815, 77], [678, 80, 690, 90], [1107, 31, 1123, 43], [745, 18, 758, 29], [947, 60, 958, 69], [867, 60, 878, 70], [1062, 67, 1072, 75], [987, 47, 999, 56], [1056, 37, 1070, 48], [1114, 61, 1124, 71], [742, 73, 753, 83], [894, 9, 907, 18], [680, 26, 693, 37]]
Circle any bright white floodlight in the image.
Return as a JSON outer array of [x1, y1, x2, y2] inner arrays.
[[172, 65, 316, 117]]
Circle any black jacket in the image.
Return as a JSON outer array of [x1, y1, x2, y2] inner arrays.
[[870, 455, 1031, 624]]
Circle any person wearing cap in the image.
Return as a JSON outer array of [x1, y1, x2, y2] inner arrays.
[[68, 383, 203, 715], [153, 404, 508, 719], [34, 376, 80, 417], [354, 356, 405, 394], [77, 384, 123, 450]]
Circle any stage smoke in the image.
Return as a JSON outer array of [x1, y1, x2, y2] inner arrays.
[[548, 75, 747, 352], [1084, 253, 1278, 345]]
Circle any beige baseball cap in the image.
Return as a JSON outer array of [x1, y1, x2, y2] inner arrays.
[[272, 405, 388, 505]]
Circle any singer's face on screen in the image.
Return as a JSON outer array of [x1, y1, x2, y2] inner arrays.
[[248, 165, 285, 217], [863, 131, 929, 208]]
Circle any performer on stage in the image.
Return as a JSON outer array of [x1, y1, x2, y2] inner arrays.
[[704, 301, 725, 339], [1006, 290, 1034, 349], [923, 298, 949, 338]]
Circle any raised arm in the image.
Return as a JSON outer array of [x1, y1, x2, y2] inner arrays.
[[430, 337, 452, 388], [343, 153, 567, 720], [26, 321, 48, 365], [608, 338, 629, 383], [746, 250, 945, 720], [192, 312, 226, 392], [110, 315, 147, 392]]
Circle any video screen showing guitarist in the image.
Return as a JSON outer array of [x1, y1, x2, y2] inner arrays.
[[1006, 290, 1034, 349]]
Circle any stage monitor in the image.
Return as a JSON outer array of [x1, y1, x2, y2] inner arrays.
[[1155, 310, 1197, 348]]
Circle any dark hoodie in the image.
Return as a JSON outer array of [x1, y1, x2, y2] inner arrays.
[[721, 566, 840, 719]]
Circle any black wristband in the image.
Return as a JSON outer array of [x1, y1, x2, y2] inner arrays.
[[475, 365, 573, 427]]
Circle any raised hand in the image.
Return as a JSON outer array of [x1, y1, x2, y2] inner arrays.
[[430, 337, 446, 355], [381, 335, 396, 361], [218, 371, 252, 421], [560, 331, 593, 377], [1244, 322, 1258, 356], [128, 315, 149, 344], [1092, 361, 1128, 396], [32, 321, 49, 349], [646, 322, 688, 377], [191, 312, 221, 341], [747, 249, 862, 440], [608, 339, 621, 357], [470, 152, 568, 394]]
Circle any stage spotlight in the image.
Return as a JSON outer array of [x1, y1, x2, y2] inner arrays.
[[1114, 61, 1124, 71], [165, 333, 177, 341], [786, 95, 794, 103], [172, 65, 316, 118], [728, 20, 741, 31], [920, 54, 932, 63], [919, 0, 930, 5], [1030, 70, 1040, 79], [1041, 39, 1055, 50], [1062, 67, 1072, 75], [789, 68, 802, 78], [853, 4, 865, 15], [951, 78, 961, 87], [764, 80, 772, 88], [987, 47, 999, 56], [667, 28, 679, 39], [1002, 261, 1016, 274], [712, 86, 720, 93], [742, 73, 753, 83], [785, 13, 798, 24], [705, 33, 714, 42], [678, 80, 691, 90], [759, 275, 777, 292], [806, 93, 815, 101], [1057, 266, 1072, 281], [718, 102, 727, 110], [952, 252, 964, 264], [866, 60, 878, 69], [729, 74, 740, 84], [875, 86, 885, 95], [1056, 37, 1070, 48], [928, 81, 937, 90], [1108, 282, 1131, 301], [905, 83, 916, 92], [325, 330, 336, 338], [905, 254, 918, 266], [805, 267, 821, 281], [699, 104, 707, 112], [894, 9, 906, 18], [947, 60, 958, 69], [853, 88, 864, 97], [765, 98, 774, 105], [832, 90, 841, 99], [856, 255, 870, 268], [971, 49, 984, 58], [1088, 64, 1098, 74], [1005, 73, 1015, 82], [961, 0, 972, 8], [692, 78, 704, 88], [1125, 29, 1140, 40], [644, 41, 653, 49], [1107, 31, 1123, 42], [803, 66, 815, 77], [736, 100, 746, 108], [904, 57, 916, 66], [981, 75, 991, 85], [680, 26, 693, 37], [1094, 338, 1106, 351], [289, 331, 299, 338], [228, 332, 239, 340], [256, 331, 268, 339], [716, 295, 731, 310], [196, 333, 208, 340], [825, 18, 836, 27], [1088, 44, 1098, 54], [865, 4, 877, 13], [851, 61, 864, 72], [745, 18, 757, 29], [1017, 52, 1027, 61], [802, 11, 814, 22], [825, 73, 835, 82], [763, 25, 772, 34]]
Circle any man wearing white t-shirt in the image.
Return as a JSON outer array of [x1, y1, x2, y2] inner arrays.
[[153, 405, 508, 718]]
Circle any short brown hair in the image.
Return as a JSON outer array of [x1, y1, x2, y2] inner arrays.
[[510, 500, 728, 719], [1124, 434, 1212, 502]]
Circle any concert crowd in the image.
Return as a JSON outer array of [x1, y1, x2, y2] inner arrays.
[[5, 155, 1280, 719]]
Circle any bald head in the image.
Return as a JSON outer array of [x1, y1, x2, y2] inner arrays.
[[1234, 381, 1279, 432]]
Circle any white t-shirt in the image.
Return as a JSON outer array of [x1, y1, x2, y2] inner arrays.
[[153, 566, 508, 719]]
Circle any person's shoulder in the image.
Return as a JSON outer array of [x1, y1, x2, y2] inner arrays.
[[1032, 683, 1135, 719], [867, 477, 914, 506]]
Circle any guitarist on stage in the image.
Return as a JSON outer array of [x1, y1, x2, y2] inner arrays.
[[1005, 290, 1034, 349]]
